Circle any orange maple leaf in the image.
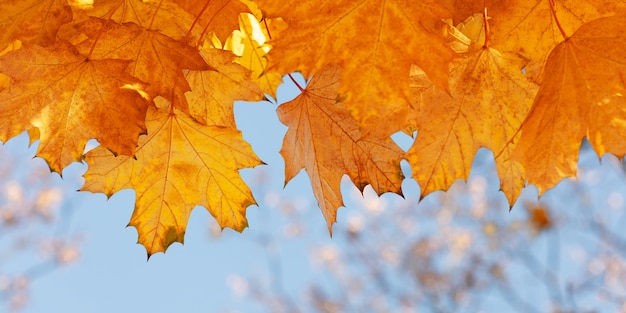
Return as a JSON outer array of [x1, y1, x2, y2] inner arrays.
[[488, 0, 626, 79], [175, 0, 251, 42], [75, 17, 210, 112], [406, 14, 537, 203], [73, 0, 195, 41], [277, 65, 405, 231], [0, 41, 149, 172], [408, 47, 536, 202], [513, 16, 626, 195], [83, 100, 262, 256], [257, 0, 456, 138], [0, 0, 72, 50]]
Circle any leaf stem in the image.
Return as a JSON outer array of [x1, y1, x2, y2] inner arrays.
[[185, 0, 212, 44], [197, 0, 230, 47], [549, 0, 569, 40], [87, 17, 112, 59], [263, 18, 272, 40], [148, 0, 165, 30], [287, 73, 305, 93], [86, 1, 123, 59]]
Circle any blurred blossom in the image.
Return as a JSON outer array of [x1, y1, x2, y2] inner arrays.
[[379, 246, 399, 265], [608, 192, 624, 209], [208, 219, 223, 238], [34, 188, 63, 220], [264, 192, 281, 209], [13, 277, 27, 291], [468, 176, 487, 194], [226, 275, 249, 298], [9, 292, 28, 311], [295, 197, 311, 212], [4, 181, 23, 204], [312, 245, 339, 267], [396, 217, 414, 235], [436, 206, 453, 226], [1, 209, 16, 226], [582, 168, 602, 186], [483, 223, 496, 236], [568, 246, 587, 264], [282, 223, 303, 237], [605, 257, 626, 291], [346, 213, 364, 234], [447, 230, 472, 263], [0, 276, 9, 291], [360, 187, 387, 215], [588, 258, 605, 275]]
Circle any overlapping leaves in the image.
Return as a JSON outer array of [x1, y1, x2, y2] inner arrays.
[[0, 0, 625, 255]]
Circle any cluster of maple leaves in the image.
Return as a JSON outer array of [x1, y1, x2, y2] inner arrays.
[[0, 0, 625, 256]]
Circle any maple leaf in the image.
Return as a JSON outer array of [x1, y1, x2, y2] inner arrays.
[[277, 65, 405, 231], [75, 17, 210, 112], [73, 0, 196, 41], [0, 40, 149, 173], [513, 16, 626, 195], [407, 18, 537, 203], [488, 0, 626, 79], [225, 13, 284, 98], [184, 45, 264, 128], [0, 0, 72, 50], [83, 100, 262, 256], [76, 0, 249, 45], [257, 0, 457, 138], [175, 0, 251, 42]]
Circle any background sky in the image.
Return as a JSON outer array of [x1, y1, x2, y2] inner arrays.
[[2, 74, 626, 312]]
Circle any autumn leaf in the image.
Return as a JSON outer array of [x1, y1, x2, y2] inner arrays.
[[225, 13, 284, 98], [0, 40, 149, 172], [488, 0, 626, 79], [184, 44, 264, 128], [75, 0, 249, 45], [513, 16, 626, 195], [407, 18, 537, 203], [277, 65, 405, 231], [175, 0, 251, 42], [73, 0, 197, 41], [83, 100, 262, 256], [0, 0, 72, 50], [257, 0, 456, 138], [75, 17, 210, 112], [3, 0, 626, 255]]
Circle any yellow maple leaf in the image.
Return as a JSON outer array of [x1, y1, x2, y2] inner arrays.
[[75, 17, 210, 112], [513, 16, 626, 195], [277, 65, 404, 231], [184, 45, 264, 128], [0, 40, 149, 172], [83, 100, 262, 256], [257, 0, 457, 138], [225, 13, 284, 98]]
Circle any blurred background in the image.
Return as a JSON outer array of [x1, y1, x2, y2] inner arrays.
[[1, 75, 626, 313]]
